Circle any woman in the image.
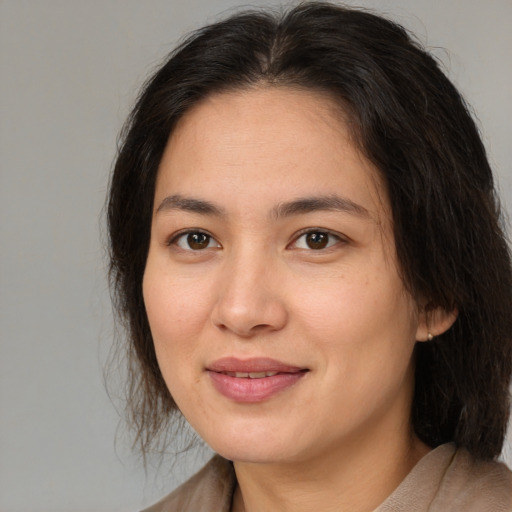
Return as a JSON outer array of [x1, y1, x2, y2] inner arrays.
[[107, 3, 512, 510]]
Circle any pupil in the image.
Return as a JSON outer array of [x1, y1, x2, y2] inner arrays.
[[306, 232, 328, 249], [188, 232, 209, 250]]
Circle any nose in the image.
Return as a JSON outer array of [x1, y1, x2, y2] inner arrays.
[[211, 251, 288, 338]]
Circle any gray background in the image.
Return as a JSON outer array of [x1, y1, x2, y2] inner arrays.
[[1, 0, 511, 510]]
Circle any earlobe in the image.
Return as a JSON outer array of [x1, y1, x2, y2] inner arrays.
[[416, 306, 458, 342]]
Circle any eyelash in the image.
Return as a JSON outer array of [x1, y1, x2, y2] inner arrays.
[[167, 228, 347, 253]]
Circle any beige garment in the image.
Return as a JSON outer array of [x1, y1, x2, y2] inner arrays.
[[142, 444, 512, 512], [142, 455, 235, 512], [375, 444, 512, 511]]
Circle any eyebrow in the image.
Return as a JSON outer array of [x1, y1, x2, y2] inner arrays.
[[272, 195, 370, 219], [155, 194, 226, 216], [155, 193, 370, 219]]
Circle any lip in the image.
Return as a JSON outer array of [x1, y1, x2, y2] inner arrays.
[[207, 357, 308, 403]]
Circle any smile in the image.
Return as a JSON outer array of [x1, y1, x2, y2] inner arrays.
[[207, 358, 309, 402]]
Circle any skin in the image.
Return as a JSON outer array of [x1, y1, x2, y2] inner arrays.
[[143, 87, 454, 512]]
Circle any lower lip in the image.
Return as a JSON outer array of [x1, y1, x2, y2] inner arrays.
[[208, 371, 307, 402]]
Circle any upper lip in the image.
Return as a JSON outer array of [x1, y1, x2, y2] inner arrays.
[[207, 357, 306, 373]]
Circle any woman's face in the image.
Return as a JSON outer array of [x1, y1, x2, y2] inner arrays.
[[143, 88, 426, 464]]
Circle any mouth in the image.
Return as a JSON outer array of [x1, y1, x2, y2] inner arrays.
[[206, 357, 309, 402]]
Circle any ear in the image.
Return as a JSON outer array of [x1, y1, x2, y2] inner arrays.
[[416, 306, 458, 342]]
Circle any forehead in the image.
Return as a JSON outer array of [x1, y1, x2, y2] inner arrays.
[[155, 87, 389, 221], [165, 87, 351, 165]]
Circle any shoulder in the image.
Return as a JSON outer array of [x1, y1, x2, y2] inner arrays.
[[432, 447, 512, 511], [141, 455, 236, 512], [378, 443, 512, 511]]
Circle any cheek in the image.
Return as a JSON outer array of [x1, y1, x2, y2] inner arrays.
[[291, 272, 383, 335], [142, 273, 200, 400], [293, 267, 417, 365], [143, 264, 210, 335], [142, 273, 205, 389], [143, 266, 222, 420]]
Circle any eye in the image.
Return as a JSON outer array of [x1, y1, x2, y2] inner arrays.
[[170, 230, 221, 251], [292, 230, 342, 250]]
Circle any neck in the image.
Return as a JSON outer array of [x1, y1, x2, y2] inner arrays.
[[232, 426, 430, 512]]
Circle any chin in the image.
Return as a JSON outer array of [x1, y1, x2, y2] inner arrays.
[[195, 418, 314, 465], [212, 441, 295, 464]]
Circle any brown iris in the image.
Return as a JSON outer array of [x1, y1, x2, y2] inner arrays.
[[305, 232, 329, 249], [187, 232, 210, 250]]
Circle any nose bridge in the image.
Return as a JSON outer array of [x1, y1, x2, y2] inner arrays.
[[212, 241, 287, 336]]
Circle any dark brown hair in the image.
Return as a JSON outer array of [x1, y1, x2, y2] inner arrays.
[[107, 2, 512, 459]]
